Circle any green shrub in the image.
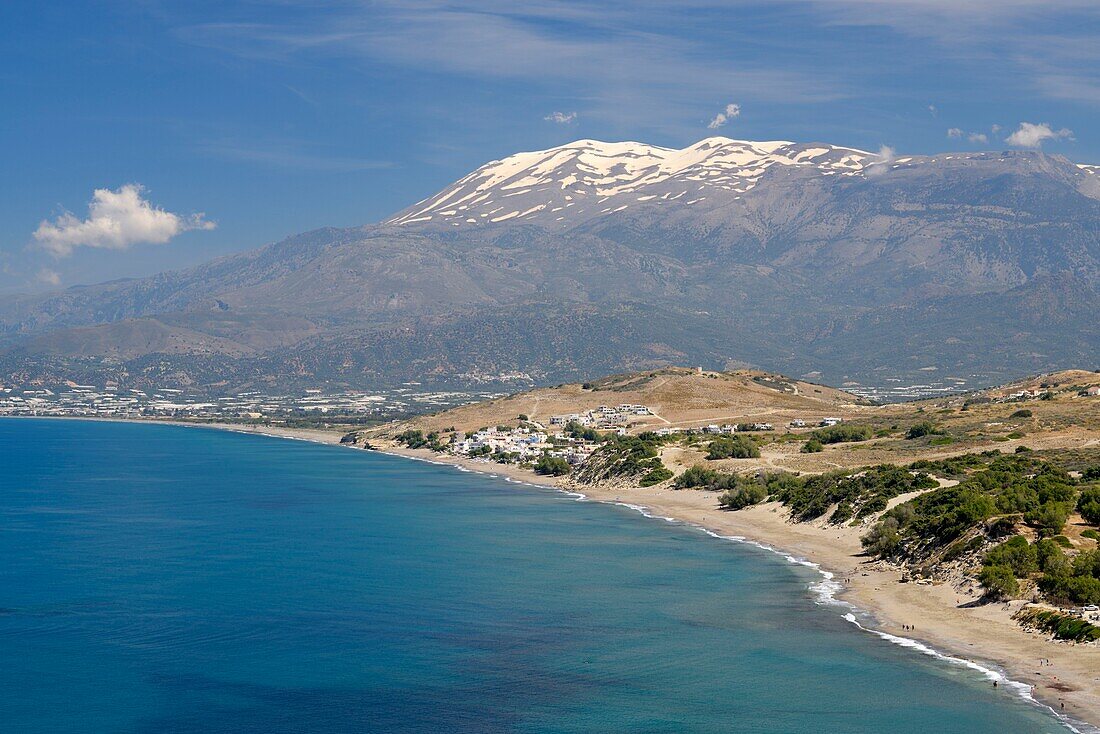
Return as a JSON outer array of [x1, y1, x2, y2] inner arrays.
[[395, 429, 428, 449], [1007, 431, 1025, 439], [706, 435, 760, 460], [979, 564, 1019, 599], [929, 435, 954, 446], [1010, 409, 1033, 418], [801, 438, 824, 453], [1082, 529, 1100, 541], [861, 516, 901, 557], [906, 422, 943, 439], [718, 483, 768, 510], [811, 425, 874, 444], [639, 466, 673, 486], [984, 536, 1037, 577], [1015, 609, 1100, 643], [1024, 502, 1073, 537], [675, 465, 721, 489], [534, 455, 571, 476], [1078, 488, 1100, 526]]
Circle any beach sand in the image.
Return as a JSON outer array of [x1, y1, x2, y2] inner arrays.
[[62, 418, 1100, 729]]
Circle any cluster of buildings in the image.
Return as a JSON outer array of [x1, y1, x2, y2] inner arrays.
[[548, 404, 652, 428], [0, 382, 503, 421], [450, 425, 598, 466]]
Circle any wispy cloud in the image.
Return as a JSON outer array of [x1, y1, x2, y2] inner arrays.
[[1005, 121, 1074, 148], [948, 127, 989, 144], [177, 3, 846, 136], [36, 268, 61, 287], [34, 184, 215, 258], [197, 139, 393, 171], [707, 103, 741, 129], [544, 111, 577, 124]]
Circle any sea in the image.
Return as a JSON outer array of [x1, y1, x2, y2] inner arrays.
[[0, 418, 1086, 733]]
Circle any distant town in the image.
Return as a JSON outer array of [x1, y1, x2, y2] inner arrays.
[[0, 381, 506, 423]]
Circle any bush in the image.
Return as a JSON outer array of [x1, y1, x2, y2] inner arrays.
[[984, 535, 1037, 577], [707, 435, 760, 460], [1024, 501, 1072, 537], [534, 455, 571, 476], [906, 422, 943, 439], [718, 483, 768, 510], [929, 435, 954, 446], [861, 516, 901, 557], [639, 466, 673, 486], [1082, 529, 1100, 541], [1015, 609, 1100, 643], [1035, 538, 1068, 573], [396, 429, 429, 449], [811, 425, 874, 444], [979, 564, 1019, 600], [564, 421, 602, 442], [675, 465, 721, 489], [801, 438, 824, 453], [1078, 488, 1100, 526], [1010, 409, 1033, 418]]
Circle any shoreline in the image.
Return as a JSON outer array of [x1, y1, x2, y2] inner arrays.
[[10, 416, 1100, 731]]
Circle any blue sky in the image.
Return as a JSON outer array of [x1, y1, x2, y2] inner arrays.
[[2, 0, 1099, 291]]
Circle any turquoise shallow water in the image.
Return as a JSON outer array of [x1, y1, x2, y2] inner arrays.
[[0, 418, 1079, 733]]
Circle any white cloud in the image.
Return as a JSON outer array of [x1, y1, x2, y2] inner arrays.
[[1005, 121, 1074, 148], [948, 128, 989, 144], [544, 111, 577, 124], [928, 104, 938, 116], [991, 123, 1002, 134], [36, 268, 61, 287], [34, 184, 215, 258], [707, 103, 741, 129], [866, 144, 895, 177]]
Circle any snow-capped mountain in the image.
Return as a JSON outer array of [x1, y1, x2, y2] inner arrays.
[[388, 137, 1099, 229], [387, 138, 877, 227]]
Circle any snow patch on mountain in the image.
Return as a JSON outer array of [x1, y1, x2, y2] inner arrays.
[[388, 137, 874, 227]]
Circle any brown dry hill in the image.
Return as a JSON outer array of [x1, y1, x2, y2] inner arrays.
[[381, 368, 866, 435], [371, 367, 1100, 477]]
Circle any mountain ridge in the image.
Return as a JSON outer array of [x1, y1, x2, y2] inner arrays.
[[0, 137, 1097, 395]]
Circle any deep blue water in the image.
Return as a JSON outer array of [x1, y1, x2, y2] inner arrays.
[[0, 418, 1074, 733]]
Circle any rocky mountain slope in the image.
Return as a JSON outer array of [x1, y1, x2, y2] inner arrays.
[[0, 138, 1097, 394]]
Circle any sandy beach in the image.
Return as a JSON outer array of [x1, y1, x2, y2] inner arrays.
[[51, 417, 1100, 730]]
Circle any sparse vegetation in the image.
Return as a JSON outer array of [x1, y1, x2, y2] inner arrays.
[[1014, 609, 1100, 643]]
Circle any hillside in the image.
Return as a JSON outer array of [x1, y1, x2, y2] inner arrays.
[[371, 367, 1100, 476], [0, 138, 1097, 394]]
